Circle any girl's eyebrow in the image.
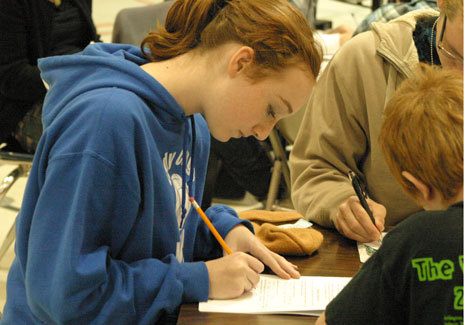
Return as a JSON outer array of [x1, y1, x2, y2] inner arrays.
[[279, 96, 292, 114]]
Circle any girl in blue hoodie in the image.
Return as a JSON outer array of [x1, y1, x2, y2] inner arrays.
[[2, 0, 322, 323]]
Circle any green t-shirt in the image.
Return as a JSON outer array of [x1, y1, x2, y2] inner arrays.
[[326, 202, 463, 325]]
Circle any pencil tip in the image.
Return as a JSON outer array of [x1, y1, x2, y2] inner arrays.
[[189, 197, 194, 203]]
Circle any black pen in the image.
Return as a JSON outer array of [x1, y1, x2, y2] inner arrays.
[[347, 171, 375, 225]]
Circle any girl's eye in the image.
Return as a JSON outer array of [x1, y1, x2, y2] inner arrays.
[[267, 105, 276, 119]]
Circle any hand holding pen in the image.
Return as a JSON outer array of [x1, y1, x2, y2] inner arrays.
[[348, 171, 375, 225], [332, 172, 386, 243]]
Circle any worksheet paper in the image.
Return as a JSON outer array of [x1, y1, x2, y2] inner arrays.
[[357, 232, 387, 263], [199, 274, 351, 316]]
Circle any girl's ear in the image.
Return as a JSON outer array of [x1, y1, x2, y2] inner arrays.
[[401, 171, 431, 201], [227, 46, 254, 78]]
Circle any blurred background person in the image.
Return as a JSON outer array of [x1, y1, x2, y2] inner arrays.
[[0, 0, 100, 154], [354, 0, 437, 35]]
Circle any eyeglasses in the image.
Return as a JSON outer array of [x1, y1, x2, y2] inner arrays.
[[438, 15, 464, 63]]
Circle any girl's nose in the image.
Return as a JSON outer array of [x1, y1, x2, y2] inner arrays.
[[252, 121, 275, 141]]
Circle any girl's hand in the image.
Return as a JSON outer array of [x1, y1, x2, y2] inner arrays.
[[205, 252, 263, 299], [224, 225, 300, 279]]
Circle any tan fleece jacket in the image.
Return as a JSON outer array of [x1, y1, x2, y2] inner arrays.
[[290, 9, 439, 228]]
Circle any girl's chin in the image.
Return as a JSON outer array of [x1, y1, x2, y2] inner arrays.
[[211, 132, 231, 143]]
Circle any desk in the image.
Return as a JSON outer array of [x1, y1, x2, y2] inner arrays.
[[177, 226, 361, 324]]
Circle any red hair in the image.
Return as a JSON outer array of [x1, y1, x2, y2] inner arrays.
[[141, 0, 322, 79], [380, 65, 463, 201]]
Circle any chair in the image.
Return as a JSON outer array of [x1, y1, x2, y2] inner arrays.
[[0, 142, 33, 262], [112, 1, 174, 46], [264, 96, 309, 211]]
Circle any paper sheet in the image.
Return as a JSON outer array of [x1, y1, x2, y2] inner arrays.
[[277, 218, 313, 229], [199, 274, 351, 316], [357, 232, 387, 263]]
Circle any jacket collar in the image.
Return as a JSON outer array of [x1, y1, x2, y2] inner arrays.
[[371, 8, 439, 78]]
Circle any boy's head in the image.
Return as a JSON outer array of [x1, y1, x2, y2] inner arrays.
[[380, 65, 463, 209]]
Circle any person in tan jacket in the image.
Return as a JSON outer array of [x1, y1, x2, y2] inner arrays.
[[290, 0, 463, 243]]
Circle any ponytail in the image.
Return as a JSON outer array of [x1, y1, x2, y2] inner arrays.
[[141, 0, 323, 79], [141, 0, 228, 61]]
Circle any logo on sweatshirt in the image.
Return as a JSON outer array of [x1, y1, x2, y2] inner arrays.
[[162, 150, 195, 262]]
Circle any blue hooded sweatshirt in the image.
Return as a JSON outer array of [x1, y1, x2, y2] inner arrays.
[[1, 43, 253, 324]]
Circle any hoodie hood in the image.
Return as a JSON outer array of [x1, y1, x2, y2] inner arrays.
[[39, 42, 199, 236], [38, 43, 186, 128]]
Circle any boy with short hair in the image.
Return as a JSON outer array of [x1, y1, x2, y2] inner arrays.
[[316, 65, 463, 324]]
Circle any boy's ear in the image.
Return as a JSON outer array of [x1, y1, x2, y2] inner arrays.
[[402, 171, 432, 201], [227, 46, 254, 78]]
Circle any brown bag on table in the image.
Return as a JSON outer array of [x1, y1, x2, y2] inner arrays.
[[239, 210, 323, 256]]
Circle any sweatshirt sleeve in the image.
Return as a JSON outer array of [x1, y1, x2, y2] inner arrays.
[[290, 34, 376, 228], [23, 153, 208, 324], [193, 205, 254, 261]]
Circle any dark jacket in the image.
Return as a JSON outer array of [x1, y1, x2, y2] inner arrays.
[[0, 0, 99, 142]]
